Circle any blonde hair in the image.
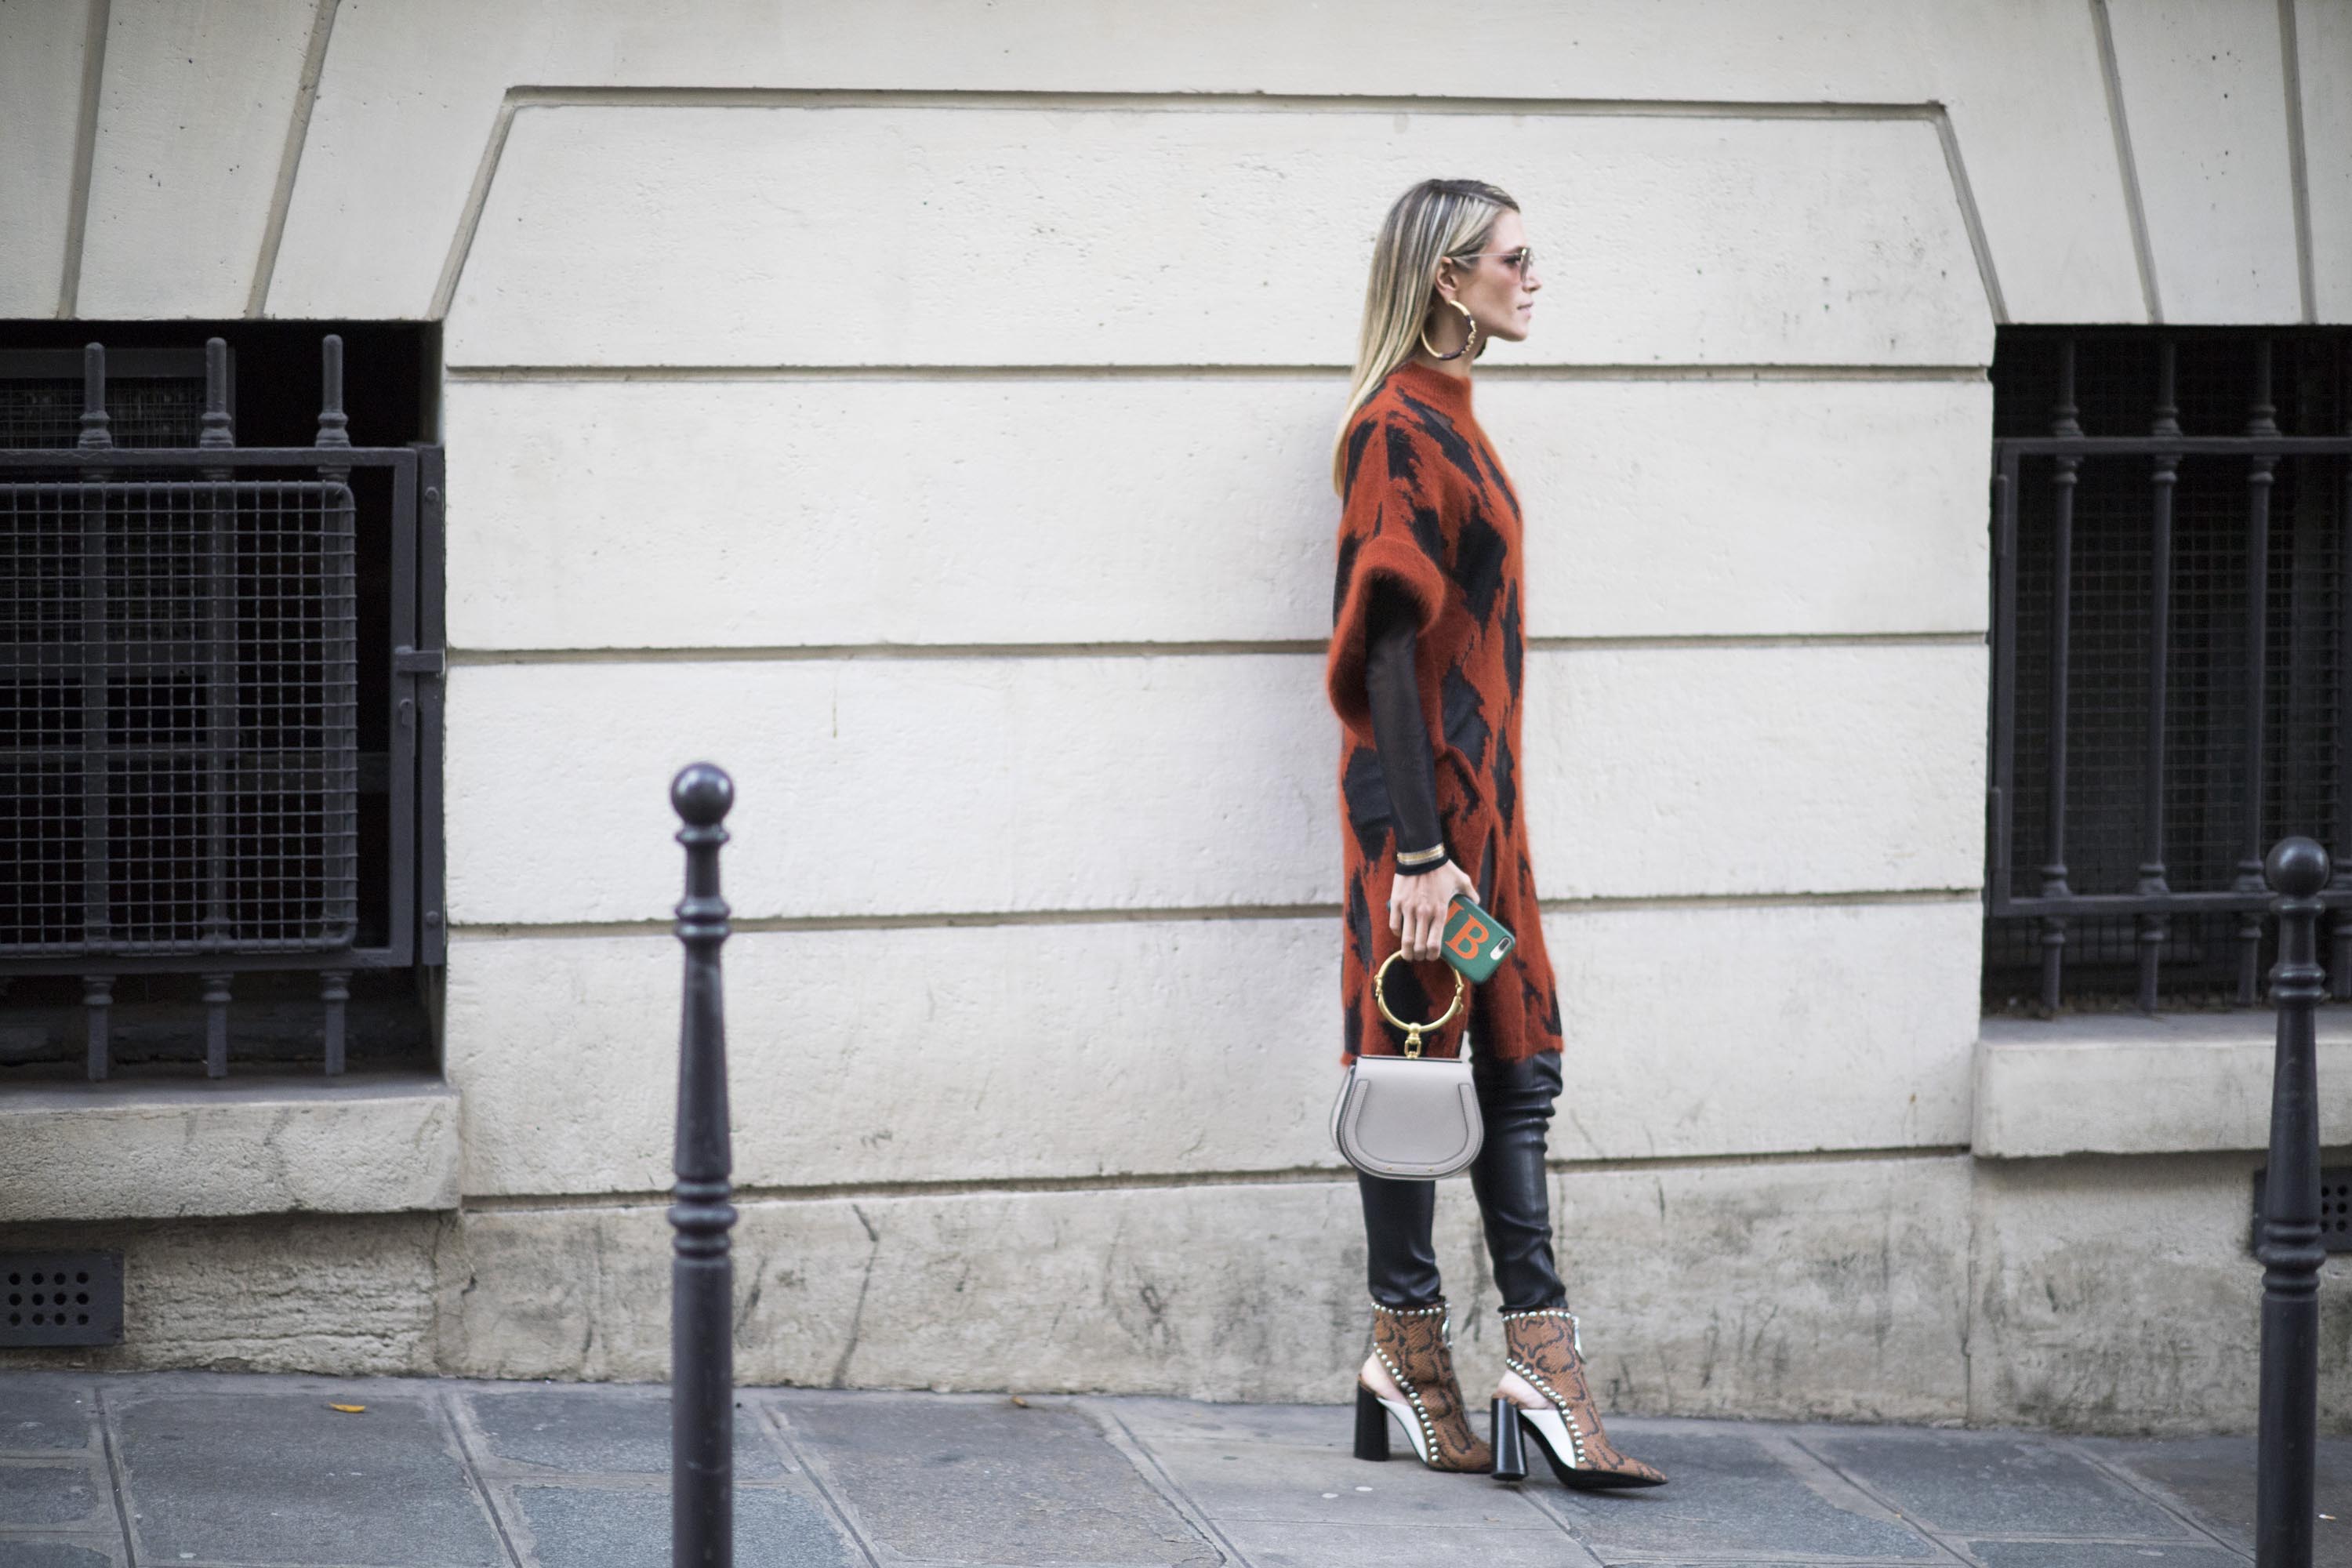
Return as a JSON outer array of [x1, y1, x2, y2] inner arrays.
[[1331, 178, 1519, 494]]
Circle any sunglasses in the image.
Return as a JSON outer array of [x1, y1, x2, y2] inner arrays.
[[1450, 246, 1535, 277]]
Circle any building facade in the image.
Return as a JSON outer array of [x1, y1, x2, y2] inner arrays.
[[2, 0, 2349, 1433]]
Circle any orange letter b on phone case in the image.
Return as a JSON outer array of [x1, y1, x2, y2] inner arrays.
[[1447, 918, 1487, 960]]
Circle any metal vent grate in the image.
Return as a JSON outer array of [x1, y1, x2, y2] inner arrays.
[[2250, 1167, 2352, 1254], [0, 1250, 123, 1346]]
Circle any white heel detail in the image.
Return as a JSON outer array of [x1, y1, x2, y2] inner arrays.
[[1377, 1395, 1432, 1465], [1516, 1403, 1584, 1471]]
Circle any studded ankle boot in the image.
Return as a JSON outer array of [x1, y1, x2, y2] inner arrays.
[[1492, 1308, 1665, 1488], [1352, 1301, 1494, 1472]]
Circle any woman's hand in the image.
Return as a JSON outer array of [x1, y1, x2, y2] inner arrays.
[[1389, 858, 1476, 963]]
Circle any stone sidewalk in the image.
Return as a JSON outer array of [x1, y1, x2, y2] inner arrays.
[[1, 1371, 2346, 1567]]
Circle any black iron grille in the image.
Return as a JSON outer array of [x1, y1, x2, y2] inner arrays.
[[0, 479, 358, 956], [0, 332, 440, 1083], [1984, 329, 2352, 1011]]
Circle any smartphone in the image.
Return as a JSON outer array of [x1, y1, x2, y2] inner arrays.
[[1440, 895, 1515, 982]]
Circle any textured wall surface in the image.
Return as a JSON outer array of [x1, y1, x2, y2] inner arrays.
[[1, 0, 2344, 1429], [1970, 1153, 2352, 1433]]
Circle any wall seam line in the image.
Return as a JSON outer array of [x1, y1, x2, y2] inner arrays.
[[1928, 105, 2008, 325], [445, 890, 1983, 941], [459, 1145, 1979, 1212], [430, 94, 524, 320], [501, 83, 1953, 120], [246, 0, 341, 319], [55, 0, 109, 320], [441, 362, 1993, 383], [2089, 0, 2163, 323], [2278, 0, 2318, 325], [444, 632, 1987, 666]]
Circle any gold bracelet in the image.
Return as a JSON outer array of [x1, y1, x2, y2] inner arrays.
[[1396, 844, 1448, 869]]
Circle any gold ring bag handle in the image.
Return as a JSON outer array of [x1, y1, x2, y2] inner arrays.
[[1330, 952, 1483, 1179], [1371, 950, 1466, 1058]]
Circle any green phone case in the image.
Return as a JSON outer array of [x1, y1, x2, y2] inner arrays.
[[1440, 895, 1515, 982]]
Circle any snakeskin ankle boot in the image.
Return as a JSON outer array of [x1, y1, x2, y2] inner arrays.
[[1352, 1301, 1494, 1472], [1491, 1308, 1666, 1488]]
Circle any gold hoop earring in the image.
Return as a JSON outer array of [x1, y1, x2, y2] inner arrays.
[[1418, 298, 1478, 362]]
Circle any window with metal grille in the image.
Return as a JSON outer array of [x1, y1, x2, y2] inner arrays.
[[1984, 328, 2352, 1014], [0, 324, 442, 1081]]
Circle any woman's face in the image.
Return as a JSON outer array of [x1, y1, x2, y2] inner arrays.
[[1439, 208, 1541, 346]]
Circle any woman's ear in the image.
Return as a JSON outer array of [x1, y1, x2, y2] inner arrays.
[[1432, 261, 1459, 303]]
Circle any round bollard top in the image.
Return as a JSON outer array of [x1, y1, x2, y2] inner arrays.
[[670, 763, 734, 827], [2265, 836, 2331, 898]]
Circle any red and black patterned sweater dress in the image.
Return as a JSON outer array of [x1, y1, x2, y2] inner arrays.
[[1324, 361, 1563, 1065]]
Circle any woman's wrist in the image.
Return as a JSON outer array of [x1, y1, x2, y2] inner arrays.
[[1395, 843, 1450, 875]]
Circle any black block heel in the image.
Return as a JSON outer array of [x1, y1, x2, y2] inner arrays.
[[1352, 1383, 1391, 1461], [1490, 1398, 1526, 1482]]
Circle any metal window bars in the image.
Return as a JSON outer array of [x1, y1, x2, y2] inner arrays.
[[0, 347, 220, 451], [0, 338, 443, 1078], [1986, 331, 2352, 1012]]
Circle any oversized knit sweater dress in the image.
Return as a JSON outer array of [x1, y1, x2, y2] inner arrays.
[[1325, 361, 1563, 1065]]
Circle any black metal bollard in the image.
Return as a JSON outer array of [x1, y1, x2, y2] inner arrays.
[[2259, 836, 2328, 1568], [670, 764, 736, 1568]]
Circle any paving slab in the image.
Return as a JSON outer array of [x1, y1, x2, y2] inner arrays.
[[774, 1390, 1222, 1566], [111, 1388, 507, 1567], [1531, 1422, 1942, 1562], [0, 1380, 95, 1454], [0, 1542, 119, 1567], [1102, 1399, 1559, 1528], [0, 1465, 106, 1531], [1802, 1428, 2198, 1541], [508, 1484, 855, 1568], [1963, 1544, 2247, 1567], [1224, 1520, 1589, 1568], [460, 1386, 782, 1479], [2083, 1432, 2352, 1566]]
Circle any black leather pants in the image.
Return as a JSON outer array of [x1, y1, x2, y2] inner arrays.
[[1357, 1045, 1566, 1312]]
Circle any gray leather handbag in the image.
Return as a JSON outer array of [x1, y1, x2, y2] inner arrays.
[[1330, 953, 1483, 1179]]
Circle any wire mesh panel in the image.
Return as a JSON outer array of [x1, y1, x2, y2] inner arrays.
[[0, 380, 204, 449], [0, 480, 358, 957], [0, 349, 212, 452]]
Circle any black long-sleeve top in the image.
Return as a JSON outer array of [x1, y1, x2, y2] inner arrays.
[[1363, 580, 1446, 869]]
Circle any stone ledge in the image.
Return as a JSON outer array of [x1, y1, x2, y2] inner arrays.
[[1973, 1010, 2352, 1158], [0, 1073, 460, 1221]]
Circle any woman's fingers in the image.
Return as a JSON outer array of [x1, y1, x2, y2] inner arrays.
[[1392, 877, 1467, 962]]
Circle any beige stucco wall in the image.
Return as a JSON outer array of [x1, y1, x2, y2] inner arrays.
[[2, 0, 2347, 1432]]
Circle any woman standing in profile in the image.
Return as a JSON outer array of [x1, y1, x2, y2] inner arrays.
[[1324, 178, 1664, 1490]]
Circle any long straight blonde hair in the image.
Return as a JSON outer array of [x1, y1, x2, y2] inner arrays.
[[1331, 178, 1519, 494]]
